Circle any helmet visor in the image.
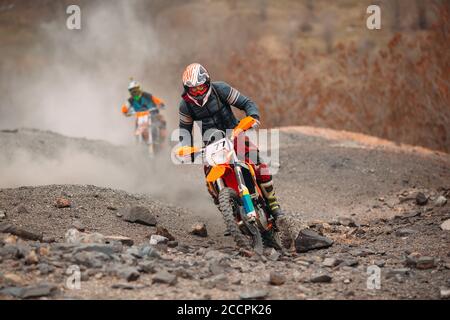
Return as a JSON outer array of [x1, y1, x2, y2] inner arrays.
[[188, 83, 209, 97]]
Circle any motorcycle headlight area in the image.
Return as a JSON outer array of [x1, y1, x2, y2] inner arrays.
[[205, 138, 233, 166]]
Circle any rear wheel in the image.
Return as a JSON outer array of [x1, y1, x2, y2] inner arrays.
[[218, 188, 263, 253]]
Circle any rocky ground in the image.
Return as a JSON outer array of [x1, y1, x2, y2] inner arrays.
[[0, 127, 449, 300]]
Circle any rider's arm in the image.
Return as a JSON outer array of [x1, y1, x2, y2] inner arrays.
[[152, 95, 166, 110], [179, 101, 194, 147], [214, 82, 260, 121], [121, 101, 134, 117]]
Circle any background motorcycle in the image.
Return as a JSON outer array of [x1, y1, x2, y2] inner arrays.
[[133, 110, 163, 158]]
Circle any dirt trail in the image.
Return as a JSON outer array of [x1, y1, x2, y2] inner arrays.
[[0, 127, 449, 300]]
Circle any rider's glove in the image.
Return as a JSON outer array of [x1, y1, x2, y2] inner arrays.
[[250, 115, 260, 129]]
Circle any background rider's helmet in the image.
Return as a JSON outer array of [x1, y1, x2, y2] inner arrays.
[[182, 63, 211, 107], [128, 79, 142, 101]]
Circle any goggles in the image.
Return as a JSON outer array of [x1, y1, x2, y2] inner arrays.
[[188, 83, 209, 97]]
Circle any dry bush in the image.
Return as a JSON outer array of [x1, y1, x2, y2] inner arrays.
[[225, 4, 450, 152]]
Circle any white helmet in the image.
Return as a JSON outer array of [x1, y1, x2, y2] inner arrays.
[[128, 79, 140, 91], [182, 63, 211, 107]]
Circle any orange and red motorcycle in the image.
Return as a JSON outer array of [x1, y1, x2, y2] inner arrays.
[[176, 117, 282, 254]]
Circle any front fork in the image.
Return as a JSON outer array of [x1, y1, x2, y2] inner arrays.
[[234, 165, 257, 221]]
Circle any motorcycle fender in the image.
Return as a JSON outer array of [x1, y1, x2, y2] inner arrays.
[[206, 165, 228, 183]]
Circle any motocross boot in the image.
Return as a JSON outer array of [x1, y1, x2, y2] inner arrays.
[[259, 180, 284, 220], [260, 180, 295, 251]]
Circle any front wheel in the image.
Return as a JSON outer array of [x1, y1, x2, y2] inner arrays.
[[218, 188, 263, 254]]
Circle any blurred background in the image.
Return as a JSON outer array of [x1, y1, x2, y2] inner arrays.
[[0, 0, 449, 151]]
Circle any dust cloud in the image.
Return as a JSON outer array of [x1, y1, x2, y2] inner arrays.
[[1, 1, 175, 144], [0, 1, 217, 213]]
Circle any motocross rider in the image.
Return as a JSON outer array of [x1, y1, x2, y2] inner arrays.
[[178, 63, 285, 221], [121, 79, 167, 150]]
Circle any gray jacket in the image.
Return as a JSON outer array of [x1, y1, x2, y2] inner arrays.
[[178, 81, 259, 145]]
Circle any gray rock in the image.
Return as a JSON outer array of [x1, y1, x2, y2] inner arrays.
[[349, 248, 375, 257], [322, 257, 341, 267], [167, 241, 178, 248], [190, 223, 208, 237], [415, 257, 435, 270], [38, 263, 55, 275], [340, 259, 359, 267], [111, 283, 148, 290], [120, 253, 137, 266], [73, 244, 117, 256], [111, 283, 135, 290], [204, 250, 228, 261], [0, 223, 43, 241], [51, 243, 78, 252], [0, 283, 57, 299], [115, 267, 140, 282], [71, 220, 85, 232], [73, 251, 110, 268], [239, 289, 269, 300], [177, 244, 192, 254], [310, 273, 332, 283], [338, 217, 359, 228], [0, 210, 6, 219], [65, 228, 105, 244], [15, 204, 29, 214], [267, 248, 281, 262], [434, 196, 447, 207], [441, 288, 450, 300], [123, 206, 157, 226], [137, 261, 156, 274], [126, 247, 142, 259], [149, 235, 169, 245], [269, 272, 286, 285], [0, 245, 20, 259], [374, 260, 386, 267], [176, 268, 194, 279], [209, 260, 229, 275], [294, 229, 333, 253], [386, 268, 411, 278], [203, 274, 228, 289], [399, 211, 421, 219], [152, 270, 177, 285], [441, 219, 450, 231], [42, 236, 56, 243], [415, 192, 428, 206], [105, 235, 134, 247], [395, 228, 416, 237], [155, 226, 175, 241], [139, 246, 161, 259]]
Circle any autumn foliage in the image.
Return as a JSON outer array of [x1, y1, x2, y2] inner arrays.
[[226, 4, 450, 152]]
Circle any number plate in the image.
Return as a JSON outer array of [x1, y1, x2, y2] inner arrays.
[[137, 114, 149, 126], [205, 138, 232, 165]]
